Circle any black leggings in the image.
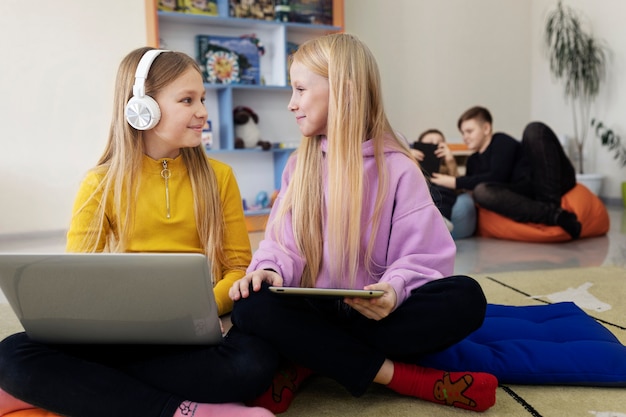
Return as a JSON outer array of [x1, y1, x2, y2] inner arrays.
[[231, 276, 487, 397], [0, 326, 279, 417], [430, 184, 458, 220], [473, 122, 577, 224]]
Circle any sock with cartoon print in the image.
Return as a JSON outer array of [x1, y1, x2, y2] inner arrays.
[[173, 401, 274, 417], [387, 362, 497, 412], [246, 360, 314, 414]]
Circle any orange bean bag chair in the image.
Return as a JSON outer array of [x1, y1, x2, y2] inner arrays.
[[5, 412, 60, 417], [476, 183, 610, 242]]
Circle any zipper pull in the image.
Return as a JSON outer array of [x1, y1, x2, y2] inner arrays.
[[161, 160, 171, 219]]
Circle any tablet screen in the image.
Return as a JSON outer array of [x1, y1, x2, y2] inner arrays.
[[411, 142, 442, 176]]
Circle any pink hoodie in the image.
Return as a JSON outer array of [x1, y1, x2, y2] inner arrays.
[[248, 136, 456, 308]]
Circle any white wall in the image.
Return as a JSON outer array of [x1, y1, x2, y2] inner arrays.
[[345, 0, 625, 203], [530, 0, 626, 201], [0, 0, 147, 236], [345, 0, 531, 143], [1, 0, 624, 237]]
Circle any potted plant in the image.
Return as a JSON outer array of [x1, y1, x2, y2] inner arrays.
[[544, 0, 609, 179], [591, 118, 626, 206]]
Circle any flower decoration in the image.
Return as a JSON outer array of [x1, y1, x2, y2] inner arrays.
[[205, 51, 240, 84]]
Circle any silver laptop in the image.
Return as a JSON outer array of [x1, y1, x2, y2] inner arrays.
[[0, 253, 223, 345]]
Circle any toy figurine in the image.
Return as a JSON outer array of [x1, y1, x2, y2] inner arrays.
[[233, 106, 272, 150]]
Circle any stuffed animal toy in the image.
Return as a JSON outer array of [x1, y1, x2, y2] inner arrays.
[[233, 106, 272, 150]]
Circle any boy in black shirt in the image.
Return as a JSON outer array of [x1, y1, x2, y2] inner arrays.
[[431, 106, 581, 239]]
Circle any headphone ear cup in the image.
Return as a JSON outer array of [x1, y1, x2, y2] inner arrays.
[[125, 94, 161, 130]]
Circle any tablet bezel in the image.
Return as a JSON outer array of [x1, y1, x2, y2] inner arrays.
[[268, 286, 384, 298]]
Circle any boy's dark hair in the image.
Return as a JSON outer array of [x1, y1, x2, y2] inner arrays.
[[457, 106, 493, 130], [417, 128, 445, 142]]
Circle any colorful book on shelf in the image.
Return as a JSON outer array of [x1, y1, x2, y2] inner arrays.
[[178, 0, 218, 15], [158, 0, 217, 15], [290, 0, 333, 25], [229, 0, 275, 20], [196, 35, 261, 85], [157, 0, 178, 12]]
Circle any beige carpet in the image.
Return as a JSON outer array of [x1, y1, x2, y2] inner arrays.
[[284, 266, 626, 416], [1, 266, 625, 416]]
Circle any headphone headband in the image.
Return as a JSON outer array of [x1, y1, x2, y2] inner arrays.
[[132, 49, 170, 97]]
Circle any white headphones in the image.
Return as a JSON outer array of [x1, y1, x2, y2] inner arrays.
[[125, 49, 171, 130]]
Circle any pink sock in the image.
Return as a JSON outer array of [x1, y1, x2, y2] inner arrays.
[[387, 362, 498, 412], [0, 388, 36, 416], [173, 401, 274, 417]]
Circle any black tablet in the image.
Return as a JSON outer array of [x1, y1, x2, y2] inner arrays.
[[412, 142, 442, 176]]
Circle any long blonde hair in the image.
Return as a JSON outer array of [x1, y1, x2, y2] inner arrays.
[[270, 33, 414, 287], [73, 47, 231, 283]]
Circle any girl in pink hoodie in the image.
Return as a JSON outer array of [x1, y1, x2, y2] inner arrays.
[[230, 33, 497, 413]]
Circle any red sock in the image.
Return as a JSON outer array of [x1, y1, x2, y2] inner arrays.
[[246, 361, 313, 414], [387, 362, 497, 412]]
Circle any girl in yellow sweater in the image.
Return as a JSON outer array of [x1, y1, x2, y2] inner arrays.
[[0, 47, 276, 417]]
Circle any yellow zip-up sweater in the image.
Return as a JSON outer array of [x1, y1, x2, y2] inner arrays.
[[66, 154, 252, 315]]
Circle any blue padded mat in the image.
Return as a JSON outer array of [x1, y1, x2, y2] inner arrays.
[[419, 302, 626, 386]]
